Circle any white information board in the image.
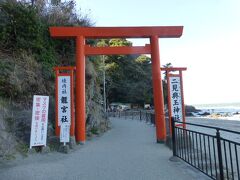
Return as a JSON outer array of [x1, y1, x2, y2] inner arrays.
[[30, 95, 49, 148], [60, 124, 70, 143], [58, 76, 71, 143], [169, 76, 183, 122]]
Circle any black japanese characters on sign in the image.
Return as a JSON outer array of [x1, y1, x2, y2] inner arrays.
[[58, 76, 71, 125], [169, 77, 183, 122], [58, 76, 71, 143]]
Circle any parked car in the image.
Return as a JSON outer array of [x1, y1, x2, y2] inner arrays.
[[118, 105, 131, 111]]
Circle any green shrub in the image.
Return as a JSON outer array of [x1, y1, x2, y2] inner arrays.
[[0, 2, 41, 50]]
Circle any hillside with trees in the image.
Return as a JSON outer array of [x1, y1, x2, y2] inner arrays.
[[0, 0, 164, 159], [0, 0, 104, 159]]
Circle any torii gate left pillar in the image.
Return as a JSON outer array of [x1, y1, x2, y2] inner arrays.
[[50, 26, 183, 144]]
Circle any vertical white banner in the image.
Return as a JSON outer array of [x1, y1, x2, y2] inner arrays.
[[58, 76, 71, 143], [58, 76, 71, 126], [30, 95, 49, 148], [169, 76, 183, 122]]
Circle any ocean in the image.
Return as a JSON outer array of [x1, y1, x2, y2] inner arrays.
[[193, 102, 240, 115]]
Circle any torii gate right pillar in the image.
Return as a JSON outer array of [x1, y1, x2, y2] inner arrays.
[[151, 36, 166, 143]]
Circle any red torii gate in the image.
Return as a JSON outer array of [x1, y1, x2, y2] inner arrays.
[[49, 26, 183, 144]]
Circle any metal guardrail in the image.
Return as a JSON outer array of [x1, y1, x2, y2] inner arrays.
[[171, 117, 240, 180], [109, 112, 240, 179], [107, 110, 155, 125]]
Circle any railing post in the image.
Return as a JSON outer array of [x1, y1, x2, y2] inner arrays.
[[152, 114, 155, 125], [140, 110, 142, 121], [216, 129, 224, 180], [106, 110, 108, 118], [171, 117, 176, 156], [145, 112, 147, 123]]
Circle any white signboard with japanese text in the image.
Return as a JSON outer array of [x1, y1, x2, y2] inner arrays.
[[30, 95, 49, 148], [169, 76, 183, 122], [60, 124, 70, 143], [58, 76, 71, 143], [58, 76, 71, 126]]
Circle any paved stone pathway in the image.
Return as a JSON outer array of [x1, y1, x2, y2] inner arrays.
[[0, 117, 210, 180]]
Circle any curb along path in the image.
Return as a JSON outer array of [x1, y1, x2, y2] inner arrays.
[[0, 117, 210, 180]]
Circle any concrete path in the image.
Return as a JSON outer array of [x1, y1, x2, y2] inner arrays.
[[0, 117, 210, 180]]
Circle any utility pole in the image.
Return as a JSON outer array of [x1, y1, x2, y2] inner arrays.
[[102, 55, 107, 112]]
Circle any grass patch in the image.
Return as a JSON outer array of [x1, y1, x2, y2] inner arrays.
[[16, 142, 28, 157], [90, 127, 99, 135], [2, 154, 16, 161]]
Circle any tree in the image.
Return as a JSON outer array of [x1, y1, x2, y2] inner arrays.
[[0, 0, 92, 101], [162, 62, 173, 106], [93, 39, 153, 106]]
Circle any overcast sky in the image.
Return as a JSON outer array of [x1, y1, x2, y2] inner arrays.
[[77, 0, 240, 105]]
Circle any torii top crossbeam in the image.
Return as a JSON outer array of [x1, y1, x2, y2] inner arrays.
[[50, 26, 183, 56], [49, 26, 183, 38]]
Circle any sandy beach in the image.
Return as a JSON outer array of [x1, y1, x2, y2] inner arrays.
[[187, 117, 240, 131], [186, 117, 240, 142]]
